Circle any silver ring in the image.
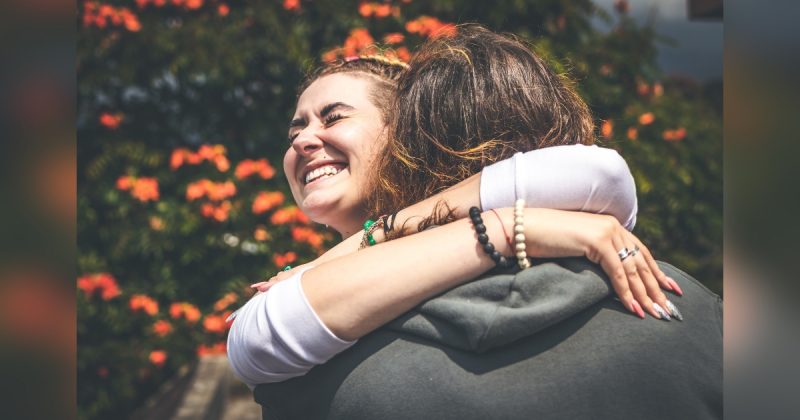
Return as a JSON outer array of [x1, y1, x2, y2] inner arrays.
[[617, 247, 631, 261]]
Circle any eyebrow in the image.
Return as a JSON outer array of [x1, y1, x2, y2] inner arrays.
[[288, 102, 355, 131], [320, 102, 354, 117]]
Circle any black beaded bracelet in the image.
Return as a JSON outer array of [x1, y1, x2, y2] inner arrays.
[[468, 207, 515, 269]]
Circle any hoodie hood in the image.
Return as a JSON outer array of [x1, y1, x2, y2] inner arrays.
[[385, 258, 612, 353]]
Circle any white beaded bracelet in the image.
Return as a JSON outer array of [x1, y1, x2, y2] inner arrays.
[[513, 199, 531, 269]]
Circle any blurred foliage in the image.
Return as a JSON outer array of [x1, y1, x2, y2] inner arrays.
[[78, 0, 721, 418]]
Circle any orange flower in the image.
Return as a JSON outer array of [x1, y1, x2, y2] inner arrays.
[[170, 302, 201, 324], [99, 112, 123, 129], [203, 314, 228, 334], [636, 82, 650, 97], [184, 0, 203, 9], [121, 10, 141, 32], [213, 155, 230, 172], [175, 144, 228, 169], [234, 159, 275, 180], [213, 201, 232, 222], [130, 294, 159, 316], [283, 0, 300, 11], [652, 82, 664, 97], [395, 47, 411, 63], [405, 16, 457, 38], [638, 112, 655, 125], [360, 2, 391, 18], [77, 273, 121, 301], [217, 3, 229, 16], [627, 127, 639, 141], [185, 152, 201, 165], [358, 2, 372, 17], [186, 180, 207, 201], [383, 33, 405, 44], [149, 350, 167, 367], [208, 181, 236, 201], [97, 274, 121, 300], [83, 3, 141, 32], [213, 292, 238, 312], [254, 226, 270, 241], [322, 49, 339, 63], [270, 206, 311, 225], [152, 320, 173, 337], [197, 341, 227, 356], [186, 180, 236, 202], [149, 216, 165, 231], [343, 28, 375, 57], [130, 177, 159, 202], [116, 176, 133, 191], [601, 120, 613, 139], [170, 148, 190, 170], [136, 0, 149, 8], [252, 191, 285, 214], [273, 251, 298, 268], [374, 4, 391, 17], [77, 276, 94, 296], [662, 127, 687, 142], [292, 227, 324, 249], [200, 201, 232, 222]]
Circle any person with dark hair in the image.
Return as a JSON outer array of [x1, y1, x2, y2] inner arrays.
[[228, 25, 721, 419]]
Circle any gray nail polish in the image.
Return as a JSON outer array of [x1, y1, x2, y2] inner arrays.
[[652, 303, 671, 321], [666, 300, 683, 321]]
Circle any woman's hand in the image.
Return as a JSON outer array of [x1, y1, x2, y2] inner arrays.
[[518, 208, 683, 320]]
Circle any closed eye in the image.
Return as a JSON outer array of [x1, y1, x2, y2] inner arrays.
[[323, 113, 344, 126]]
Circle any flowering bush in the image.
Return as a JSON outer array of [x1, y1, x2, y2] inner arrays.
[[78, 1, 720, 418]]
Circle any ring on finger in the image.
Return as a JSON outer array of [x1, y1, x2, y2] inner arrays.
[[617, 247, 631, 260]]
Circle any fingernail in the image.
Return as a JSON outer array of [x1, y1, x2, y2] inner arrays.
[[653, 303, 671, 321], [631, 300, 645, 319], [666, 300, 683, 321], [250, 282, 266, 288], [667, 277, 683, 296]]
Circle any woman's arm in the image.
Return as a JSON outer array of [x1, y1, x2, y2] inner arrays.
[[230, 208, 676, 386], [479, 145, 638, 230]]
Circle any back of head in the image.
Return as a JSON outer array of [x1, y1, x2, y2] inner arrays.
[[370, 24, 595, 215]]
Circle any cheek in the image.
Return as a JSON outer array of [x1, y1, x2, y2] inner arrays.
[[283, 149, 299, 188], [341, 122, 386, 163]]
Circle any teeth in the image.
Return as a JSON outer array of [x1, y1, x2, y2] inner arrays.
[[305, 165, 343, 184]]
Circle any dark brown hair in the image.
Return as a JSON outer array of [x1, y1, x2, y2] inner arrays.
[[369, 25, 595, 216]]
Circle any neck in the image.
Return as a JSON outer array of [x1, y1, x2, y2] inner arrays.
[[330, 210, 371, 241]]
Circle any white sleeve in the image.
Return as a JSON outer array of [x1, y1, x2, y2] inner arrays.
[[479, 144, 638, 230], [226, 266, 356, 388]]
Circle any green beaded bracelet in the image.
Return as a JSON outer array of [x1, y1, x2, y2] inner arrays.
[[359, 218, 384, 249]]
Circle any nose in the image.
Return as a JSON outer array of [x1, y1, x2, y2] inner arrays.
[[291, 127, 324, 157]]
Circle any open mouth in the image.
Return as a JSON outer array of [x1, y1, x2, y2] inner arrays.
[[303, 163, 348, 185]]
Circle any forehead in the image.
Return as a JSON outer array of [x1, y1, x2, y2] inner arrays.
[[295, 73, 377, 114]]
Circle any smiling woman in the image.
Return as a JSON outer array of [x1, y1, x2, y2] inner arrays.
[[284, 74, 392, 237]]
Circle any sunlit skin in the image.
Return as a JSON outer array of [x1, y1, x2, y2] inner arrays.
[[284, 74, 385, 238]]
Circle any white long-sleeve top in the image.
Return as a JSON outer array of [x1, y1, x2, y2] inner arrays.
[[227, 144, 638, 387]]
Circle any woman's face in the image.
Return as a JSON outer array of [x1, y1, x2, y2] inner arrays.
[[284, 73, 385, 237]]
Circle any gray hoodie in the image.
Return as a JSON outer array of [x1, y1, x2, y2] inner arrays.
[[253, 258, 722, 419]]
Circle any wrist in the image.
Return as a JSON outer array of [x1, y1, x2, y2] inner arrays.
[[481, 207, 514, 256]]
